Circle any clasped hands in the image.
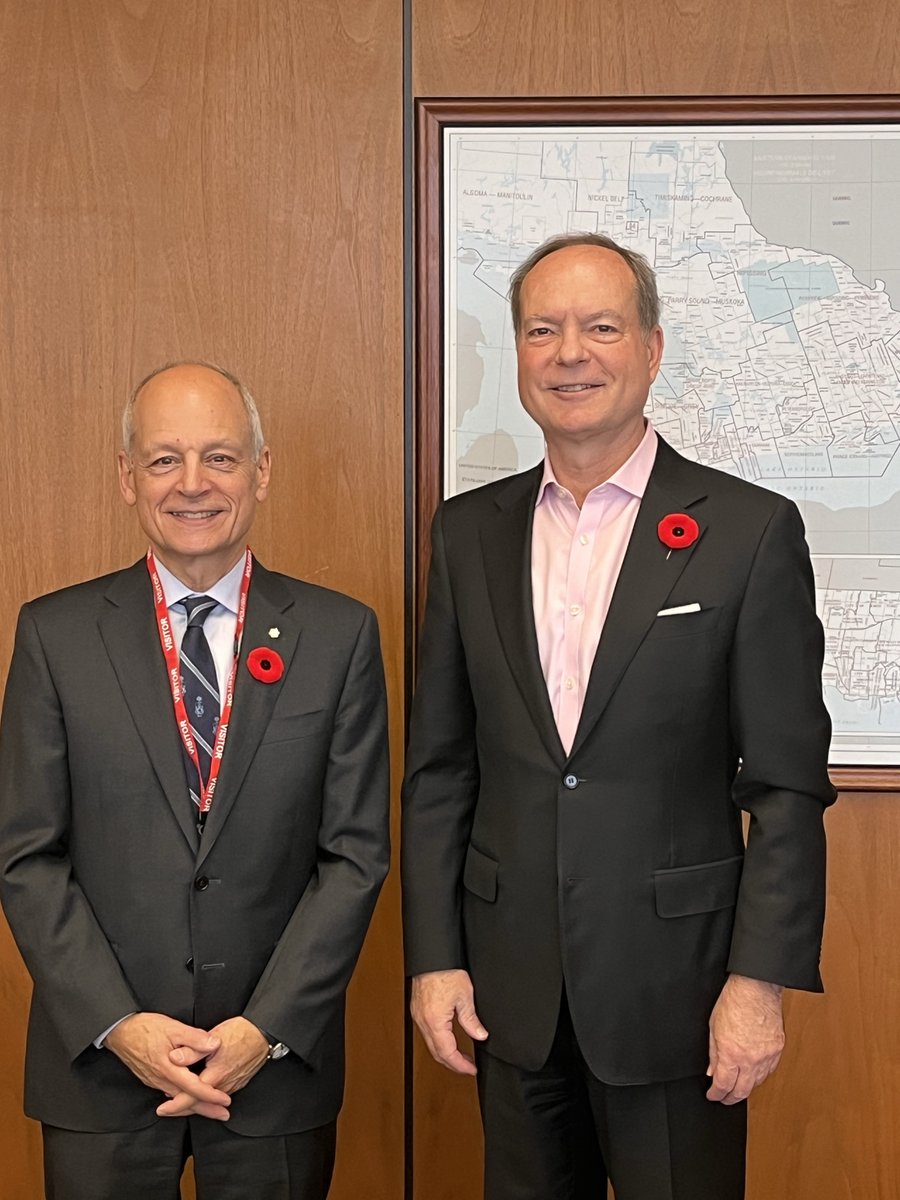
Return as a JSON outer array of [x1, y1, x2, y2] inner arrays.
[[412, 968, 785, 1105], [104, 1012, 270, 1120]]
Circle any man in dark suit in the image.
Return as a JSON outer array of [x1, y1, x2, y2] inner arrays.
[[402, 234, 835, 1199], [0, 362, 390, 1199]]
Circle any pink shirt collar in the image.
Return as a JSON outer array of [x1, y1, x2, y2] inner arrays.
[[536, 421, 658, 508]]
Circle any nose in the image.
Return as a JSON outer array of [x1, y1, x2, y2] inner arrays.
[[555, 322, 588, 366], [178, 454, 210, 495]]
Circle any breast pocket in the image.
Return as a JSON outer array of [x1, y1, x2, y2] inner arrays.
[[643, 606, 721, 641]]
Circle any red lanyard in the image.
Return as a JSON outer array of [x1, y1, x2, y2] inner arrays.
[[147, 548, 252, 815]]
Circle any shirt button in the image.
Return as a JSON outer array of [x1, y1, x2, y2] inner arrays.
[[565, 677, 575, 690], [194, 876, 209, 891], [579, 534, 589, 545], [563, 774, 579, 790], [569, 604, 581, 616]]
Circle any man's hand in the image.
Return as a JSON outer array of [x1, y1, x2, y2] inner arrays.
[[103, 1012, 231, 1120], [707, 973, 785, 1104], [410, 969, 488, 1076], [157, 1016, 269, 1117]]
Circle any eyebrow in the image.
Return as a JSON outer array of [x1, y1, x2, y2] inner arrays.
[[523, 309, 627, 325], [138, 439, 246, 459]]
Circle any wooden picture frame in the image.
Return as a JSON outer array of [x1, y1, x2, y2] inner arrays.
[[414, 96, 900, 789]]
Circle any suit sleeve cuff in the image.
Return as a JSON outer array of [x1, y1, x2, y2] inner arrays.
[[94, 1012, 136, 1049]]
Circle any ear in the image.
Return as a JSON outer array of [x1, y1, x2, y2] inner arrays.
[[255, 446, 272, 502], [646, 326, 664, 383], [117, 450, 137, 507]]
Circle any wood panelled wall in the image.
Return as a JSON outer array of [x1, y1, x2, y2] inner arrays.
[[1, 2, 898, 1199], [411, 1, 900, 1199], [0, 2, 403, 1197]]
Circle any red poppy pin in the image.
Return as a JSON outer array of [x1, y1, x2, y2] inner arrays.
[[658, 513, 700, 559], [247, 647, 285, 683]]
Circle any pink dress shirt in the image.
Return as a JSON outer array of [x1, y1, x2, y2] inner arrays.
[[531, 423, 658, 754]]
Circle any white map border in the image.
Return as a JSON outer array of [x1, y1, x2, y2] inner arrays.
[[442, 122, 900, 767]]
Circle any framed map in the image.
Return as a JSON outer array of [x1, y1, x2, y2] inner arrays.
[[415, 97, 900, 786]]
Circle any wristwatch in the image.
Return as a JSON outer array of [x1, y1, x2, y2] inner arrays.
[[265, 1038, 289, 1061], [251, 1021, 290, 1061]]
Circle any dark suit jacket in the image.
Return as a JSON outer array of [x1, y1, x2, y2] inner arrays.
[[402, 437, 836, 1085], [0, 557, 389, 1135]]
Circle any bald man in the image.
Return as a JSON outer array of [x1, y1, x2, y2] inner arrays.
[[0, 363, 389, 1199]]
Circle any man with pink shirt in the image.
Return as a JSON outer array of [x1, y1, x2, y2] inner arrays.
[[402, 233, 835, 1199]]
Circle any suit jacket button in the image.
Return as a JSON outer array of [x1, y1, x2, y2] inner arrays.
[[185, 957, 194, 972], [194, 876, 209, 891], [563, 774, 579, 790]]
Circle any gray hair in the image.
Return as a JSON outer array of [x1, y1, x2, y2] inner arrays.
[[508, 232, 661, 336], [122, 360, 266, 460]]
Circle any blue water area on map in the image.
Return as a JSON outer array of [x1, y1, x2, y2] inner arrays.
[[769, 261, 839, 309], [630, 174, 671, 220], [825, 685, 900, 736], [737, 260, 792, 321], [645, 142, 681, 163]]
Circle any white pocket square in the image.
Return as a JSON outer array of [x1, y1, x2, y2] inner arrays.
[[657, 603, 702, 617]]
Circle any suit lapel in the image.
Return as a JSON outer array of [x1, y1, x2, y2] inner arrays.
[[98, 561, 200, 852], [569, 439, 709, 759], [195, 560, 299, 866], [480, 466, 566, 767]]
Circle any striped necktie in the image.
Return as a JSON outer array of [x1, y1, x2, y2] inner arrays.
[[178, 594, 220, 816]]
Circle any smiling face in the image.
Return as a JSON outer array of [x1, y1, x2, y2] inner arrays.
[[516, 244, 663, 465], [118, 365, 271, 590]]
